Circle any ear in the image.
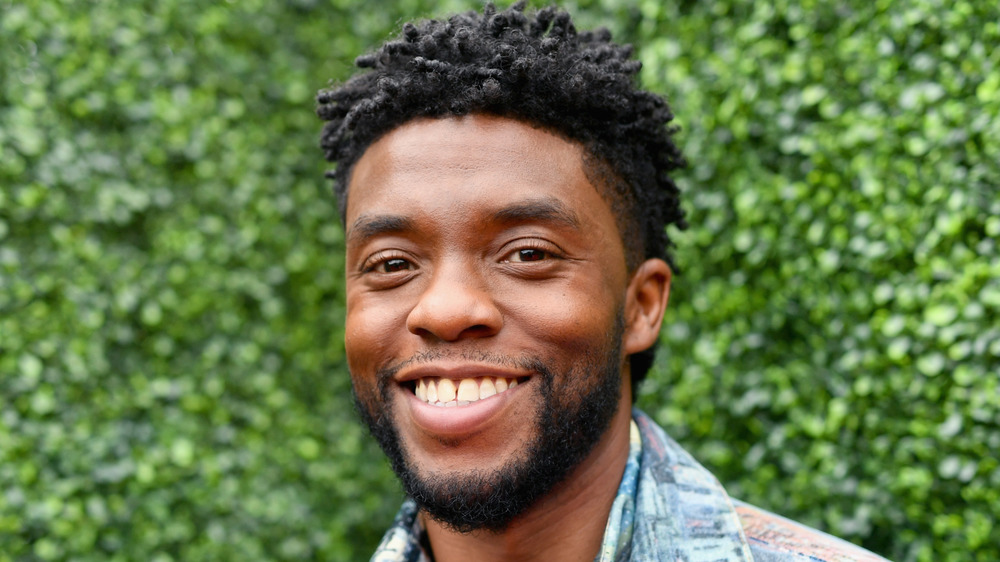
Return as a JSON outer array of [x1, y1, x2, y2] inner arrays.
[[623, 258, 672, 355]]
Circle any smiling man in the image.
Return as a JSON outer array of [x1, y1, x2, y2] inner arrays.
[[317, 3, 887, 561]]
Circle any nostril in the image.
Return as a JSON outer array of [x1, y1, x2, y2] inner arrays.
[[463, 324, 497, 337]]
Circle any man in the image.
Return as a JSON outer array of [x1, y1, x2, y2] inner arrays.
[[317, 3, 888, 560]]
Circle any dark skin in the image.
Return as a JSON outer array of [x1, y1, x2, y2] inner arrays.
[[344, 114, 671, 561]]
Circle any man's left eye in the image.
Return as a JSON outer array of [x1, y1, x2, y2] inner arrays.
[[509, 248, 548, 262]]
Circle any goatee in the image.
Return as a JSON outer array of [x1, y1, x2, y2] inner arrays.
[[352, 316, 625, 533]]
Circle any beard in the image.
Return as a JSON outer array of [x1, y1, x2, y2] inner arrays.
[[351, 314, 625, 533]]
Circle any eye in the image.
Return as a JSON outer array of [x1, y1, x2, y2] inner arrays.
[[379, 258, 412, 272], [508, 248, 548, 262], [362, 251, 415, 274], [501, 239, 562, 264]]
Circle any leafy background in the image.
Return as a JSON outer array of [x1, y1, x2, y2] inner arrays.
[[1, 0, 997, 560]]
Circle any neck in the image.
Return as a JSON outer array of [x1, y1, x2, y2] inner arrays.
[[422, 397, 633, 562]]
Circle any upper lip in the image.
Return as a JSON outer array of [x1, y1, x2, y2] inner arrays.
[[394, 363, 531, 384]]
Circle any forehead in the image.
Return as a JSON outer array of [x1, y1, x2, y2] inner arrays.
[[345, 115, 615, 229]]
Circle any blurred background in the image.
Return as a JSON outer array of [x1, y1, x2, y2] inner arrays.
[[1, 0, 997, 560]]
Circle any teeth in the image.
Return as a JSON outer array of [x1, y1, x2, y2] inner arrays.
[[437, 379, 457, 402], [415, 377, 520, 406], [479, 378, 496, 399], [426, 379, 438, 403], [457, 379, 478, 402]]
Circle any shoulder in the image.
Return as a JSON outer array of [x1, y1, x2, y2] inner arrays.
[[732, 499, 890, 562], [630, 409, 890, 562]]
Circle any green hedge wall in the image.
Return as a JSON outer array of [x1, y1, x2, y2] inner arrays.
[[633, 1, 1000, 561], [1, 1, 996, 560]]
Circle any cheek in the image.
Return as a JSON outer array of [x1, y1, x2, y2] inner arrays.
[[500, 282, 621, 355], [344, 298, 407, 379]]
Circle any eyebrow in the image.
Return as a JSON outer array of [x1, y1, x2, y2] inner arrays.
[[346, 197, 582, 247], [347, 214, 414, 247], [488, 198, 582, 230]]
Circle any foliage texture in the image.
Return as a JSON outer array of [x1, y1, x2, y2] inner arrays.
[[1, 0, 997, 560]]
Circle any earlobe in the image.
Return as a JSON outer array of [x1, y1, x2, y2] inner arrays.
[[623, 258, 672, 355]]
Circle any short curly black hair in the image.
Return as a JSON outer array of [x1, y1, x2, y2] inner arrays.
[[317, 1, 686, 391]]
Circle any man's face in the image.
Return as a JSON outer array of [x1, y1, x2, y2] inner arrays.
[[343, 114, 633, 531]]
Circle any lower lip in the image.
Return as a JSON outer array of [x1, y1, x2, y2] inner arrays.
[[404, 381, 525, 438]]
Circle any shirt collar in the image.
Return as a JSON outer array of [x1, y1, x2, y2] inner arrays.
[[595, 419, 643, 562]]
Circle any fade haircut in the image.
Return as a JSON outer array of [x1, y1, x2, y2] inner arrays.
[[317, 1, 686, 389]]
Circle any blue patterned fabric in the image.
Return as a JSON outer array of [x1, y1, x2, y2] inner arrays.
[[596, 419, 641, 561], [370, 409, 890, 562], [628, 409, 754, 561], [370, 498, 425, 562]]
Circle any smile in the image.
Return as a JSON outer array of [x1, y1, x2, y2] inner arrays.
[[414, 376, 522, 407]]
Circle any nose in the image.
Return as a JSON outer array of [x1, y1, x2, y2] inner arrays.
[[406, 262, 502, 342]]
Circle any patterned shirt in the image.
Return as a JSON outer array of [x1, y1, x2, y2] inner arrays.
[[371, 409, 890, 562]]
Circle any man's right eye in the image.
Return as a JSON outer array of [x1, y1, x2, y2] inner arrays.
[[362, 251, 415, 274], [379, 258, 411, 273]]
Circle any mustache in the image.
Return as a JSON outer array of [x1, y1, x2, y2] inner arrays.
[[377, 349, 548, 378]]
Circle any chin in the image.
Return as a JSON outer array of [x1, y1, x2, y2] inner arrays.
[[351, 315, 626, 532]]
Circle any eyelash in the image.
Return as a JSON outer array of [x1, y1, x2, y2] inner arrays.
[[361, 239, 562, 274], [361, 250, 414, 274], [501, 239, 562, 263]]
